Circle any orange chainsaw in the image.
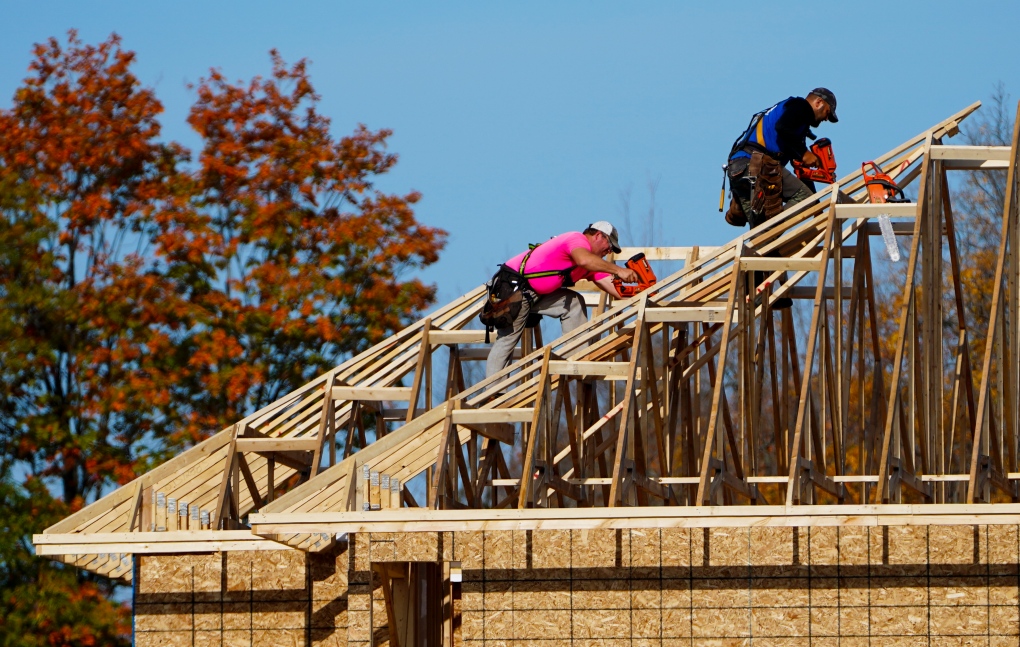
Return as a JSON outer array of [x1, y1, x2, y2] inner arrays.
[[613, 253, 657, 298], [862, 161, 908, 203], [791, 137, 837, 190]]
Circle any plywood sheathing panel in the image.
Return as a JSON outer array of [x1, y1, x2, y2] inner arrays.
[[193, 631, 223, 647], [352, 532, 370, 575], [131, 524, 1020, 644], [514, 607, 572, 639], [990, 605, 1020, 636], [134, 630, 193, 647], [517, 525, 1009, 642], [453, 526, 984, 642], [461, 606, 483, 641], [811, 576, 840, 607], [134, 603, 194, 632], [989, 524, 1020, 568], [135, 549, 351, 647], [749, 606, 810, 636], [137, 554, 195, 602], [837, 526, 871, 565], [530, 529, 572, 574], [660, 526, 692, 559], [572, 528, 628, 578], [809, 526, 839, 565], [367, 529, 447, 563], [930, 525, 979, 564], [750, 578, 809, 607]]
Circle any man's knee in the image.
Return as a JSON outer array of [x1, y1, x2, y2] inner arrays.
[[781, 168, 811, 205], [566, 289, 588, 314], [787, 184, 813, 206], [560, 290, 589, 332], [566, 290, 588, 314]]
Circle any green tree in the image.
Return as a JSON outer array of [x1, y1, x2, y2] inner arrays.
[[0, 478, 131, 647]]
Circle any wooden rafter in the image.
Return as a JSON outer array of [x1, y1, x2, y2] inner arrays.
[[41, 101, 1020, 573]]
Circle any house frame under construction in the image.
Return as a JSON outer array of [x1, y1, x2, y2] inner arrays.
[[34, 101, 1020, 646]]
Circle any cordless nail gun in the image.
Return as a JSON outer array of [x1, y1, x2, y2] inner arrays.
[[791, 137, 837, 190], [612, 252, 657, 298]]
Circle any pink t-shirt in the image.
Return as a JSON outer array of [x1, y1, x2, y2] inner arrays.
[[505, 232, 611, 295]]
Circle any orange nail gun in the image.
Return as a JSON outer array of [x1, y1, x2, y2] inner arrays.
[[791, 137, 837, 189], [862, 161, 908, 203], [612, 252, 657, 298]]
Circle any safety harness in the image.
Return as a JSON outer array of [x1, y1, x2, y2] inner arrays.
[[478, 243, 575, 342], [722, 102, 784, 227]]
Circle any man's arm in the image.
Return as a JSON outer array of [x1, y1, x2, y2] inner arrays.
[[594, 275, 624, 299], [569, 247, 639, 283], [774, 97, 814, 163]]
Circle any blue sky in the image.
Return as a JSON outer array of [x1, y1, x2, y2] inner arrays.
[[2, 1, 1018, 305]]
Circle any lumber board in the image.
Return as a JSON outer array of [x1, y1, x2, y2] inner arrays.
[[234, 438, 320, 452], [738, 257, 821, 272], [644, 306, 731, 323], [251, 502, 1020, 533], [929, 144, 1011, 160], [428, 330, 487, 345], [451, 408, 535, 424], [547, 360, 629, 377], [833, 203, 918, 219], [331, 386, 412, 401]]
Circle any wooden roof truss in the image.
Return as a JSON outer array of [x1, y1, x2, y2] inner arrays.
[[35, 101, 1020, 577]]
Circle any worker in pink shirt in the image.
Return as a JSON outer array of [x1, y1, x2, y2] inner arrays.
[[485, 221, 638, 378]]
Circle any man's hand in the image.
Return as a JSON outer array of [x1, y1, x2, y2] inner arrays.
[[801, 150, 820, 167], [617, 267, 639, 283]]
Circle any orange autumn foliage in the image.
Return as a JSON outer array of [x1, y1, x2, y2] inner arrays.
[[0, 32, 445, 644]]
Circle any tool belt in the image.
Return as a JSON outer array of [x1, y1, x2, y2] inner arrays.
[[725, 149, 783, 227], [478, 247, 573, 341], [747, 150, 783, 222], [725, 195, 747, 227], [479, 264, 529, 339]]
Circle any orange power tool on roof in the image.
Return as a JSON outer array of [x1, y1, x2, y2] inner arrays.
[[862, 161, 908, 203], [613, 252, 657, 298], [791, 137, 837, 188]]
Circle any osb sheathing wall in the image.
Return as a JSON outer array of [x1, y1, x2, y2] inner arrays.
[[133, 548, 352, 647], [135, 525, 1020, 646]]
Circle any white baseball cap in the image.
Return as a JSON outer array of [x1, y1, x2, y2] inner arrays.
[[588, 220, 621, 253]]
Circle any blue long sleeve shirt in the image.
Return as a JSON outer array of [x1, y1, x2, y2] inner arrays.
[[730, 97, 819, 166]]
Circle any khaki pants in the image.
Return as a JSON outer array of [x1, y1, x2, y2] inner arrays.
[[485, 287, 588, 378]]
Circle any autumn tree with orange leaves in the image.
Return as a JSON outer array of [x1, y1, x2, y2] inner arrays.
[[183, 52, 444, 437], [0, 32, 445, 646]]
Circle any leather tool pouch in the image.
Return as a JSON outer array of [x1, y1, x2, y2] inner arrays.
[[748, 151, 783, 221], [480, 265, 528, 334], [724, 158, 749, 227], [725, 195, 747, 227]]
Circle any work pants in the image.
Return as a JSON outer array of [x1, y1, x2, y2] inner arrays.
[[727, 157, 813, 229], [728, 157, 812, 291], [485, 287, 588, 378]]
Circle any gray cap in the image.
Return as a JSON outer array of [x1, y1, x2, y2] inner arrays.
[[810, 87, 838, 123], [588, 220, 621, 253]]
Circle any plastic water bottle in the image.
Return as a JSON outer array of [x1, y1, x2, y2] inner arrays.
[[878, 215, 901, 262]]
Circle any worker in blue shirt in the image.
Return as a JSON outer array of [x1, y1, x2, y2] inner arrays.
[[724, 88, 838, 229]]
